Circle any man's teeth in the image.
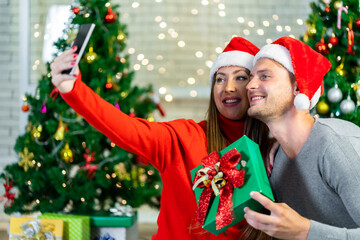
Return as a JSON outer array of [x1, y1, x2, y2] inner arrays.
[[251, 96, 264, 101], [225, 99, 239, 103]]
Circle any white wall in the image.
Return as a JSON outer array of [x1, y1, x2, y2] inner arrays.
[[0, 0, 20, 227]]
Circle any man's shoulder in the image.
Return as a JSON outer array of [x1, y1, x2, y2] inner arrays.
[[315, 117, 360, 138], [314, 118, 360, 158]]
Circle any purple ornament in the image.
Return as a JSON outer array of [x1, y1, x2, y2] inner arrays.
[[40, 103, 47, 113], [115, 102, 120, 110]]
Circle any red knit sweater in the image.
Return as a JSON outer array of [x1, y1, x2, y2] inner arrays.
[[61, 76, 246, 239]]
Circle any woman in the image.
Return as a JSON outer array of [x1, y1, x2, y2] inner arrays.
[[50, 36, 272, 239]]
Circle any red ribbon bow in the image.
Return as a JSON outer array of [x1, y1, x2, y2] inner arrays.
[[0, 178, 15, 207], [193, 148, 245, 230], [81, 149, 98, 179]]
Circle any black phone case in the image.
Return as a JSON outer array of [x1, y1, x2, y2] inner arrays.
[[62, 23, 95, 75]]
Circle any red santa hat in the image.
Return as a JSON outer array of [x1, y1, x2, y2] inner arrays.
[[253, 36, 331, 110], [209, 36, 259, 85]]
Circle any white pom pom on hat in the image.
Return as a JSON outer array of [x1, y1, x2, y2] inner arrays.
[[294, 93, 310, 110], [209, 37, 259, 85], [253, 36, 331, 110]]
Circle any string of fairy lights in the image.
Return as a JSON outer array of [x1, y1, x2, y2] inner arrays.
[[118, 0, 310, 102], [29, 0, 310, 103]]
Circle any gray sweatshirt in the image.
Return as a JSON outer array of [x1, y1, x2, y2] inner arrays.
[[269, 117, 360, 240]]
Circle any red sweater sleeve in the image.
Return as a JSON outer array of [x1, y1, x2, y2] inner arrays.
[[60, 75, 207, 173]]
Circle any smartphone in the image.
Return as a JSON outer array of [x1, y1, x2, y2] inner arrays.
[[62, 23, 95, 75]]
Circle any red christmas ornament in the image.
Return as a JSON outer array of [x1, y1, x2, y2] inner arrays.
[[355, 18, 360, 29], [72, 7, 80, 14], [329, 35, 338, 46], [22, 104, 29, 112], [315, 38, 329, 54], [105, 8, 117, 23], [105, 82, 113, 90], [325, 6, 331, 13]]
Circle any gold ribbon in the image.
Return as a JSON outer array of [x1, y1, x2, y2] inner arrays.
[[192, 162, 227, 196], [20, 232, 46, 240]]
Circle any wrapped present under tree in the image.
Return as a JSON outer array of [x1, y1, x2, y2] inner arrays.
[[90, 209, 138, 240], [39, 213, 90, 240], [9, 216, 63, 240]]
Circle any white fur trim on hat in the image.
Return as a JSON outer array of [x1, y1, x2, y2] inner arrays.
[[209, 51, 254, 85], [294, 93, 310, 110], [309, 85, 322, 109], [294, 79, 322, 110], [253, 44, 294, 74]]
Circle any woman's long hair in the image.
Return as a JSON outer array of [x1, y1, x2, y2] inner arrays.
[[205, 74, 274, 240]]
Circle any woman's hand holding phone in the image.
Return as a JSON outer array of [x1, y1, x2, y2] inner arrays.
[[50, 23, 95, 93], [50, 46, 79, 93]]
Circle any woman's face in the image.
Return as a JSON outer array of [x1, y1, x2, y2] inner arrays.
[[213, 66, 250, 120]]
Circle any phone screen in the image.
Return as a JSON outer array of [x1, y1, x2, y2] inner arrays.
[[62, 23, 95, 75]]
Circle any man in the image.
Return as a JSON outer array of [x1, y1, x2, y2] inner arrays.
[[244, 36, 360, 239]]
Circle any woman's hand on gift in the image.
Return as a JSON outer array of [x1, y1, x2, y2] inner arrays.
[[50, 46, 79, 93], [269, 141, 279, 167], [244, 191, 311, 240]]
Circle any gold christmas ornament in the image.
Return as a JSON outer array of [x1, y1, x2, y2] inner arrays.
[[114, 162, 130, 181], [85, 46, 97, 63], [116, 31, 126, 42], [333, 1, 343, 10], [31, 124, 42, 140], [307, 24, 317, 36], [316, 101, 330, 114], [120, 91, 129, 99], [60, 143, 73, 163], [53, 120, 66, 141], [335, 59, 346, 76], [18, 147, 35, 172], [147, 114, 155, 122]]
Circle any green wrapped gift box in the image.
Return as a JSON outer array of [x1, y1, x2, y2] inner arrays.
[[39, 213, 90, 240], [90, 212, 138, 240], [190, 135, 274, 235], [90, 211, 137, 227]]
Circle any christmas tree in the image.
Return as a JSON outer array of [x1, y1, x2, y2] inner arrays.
[[0, 0, 162, 215], [302, 0, 360, 125]]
